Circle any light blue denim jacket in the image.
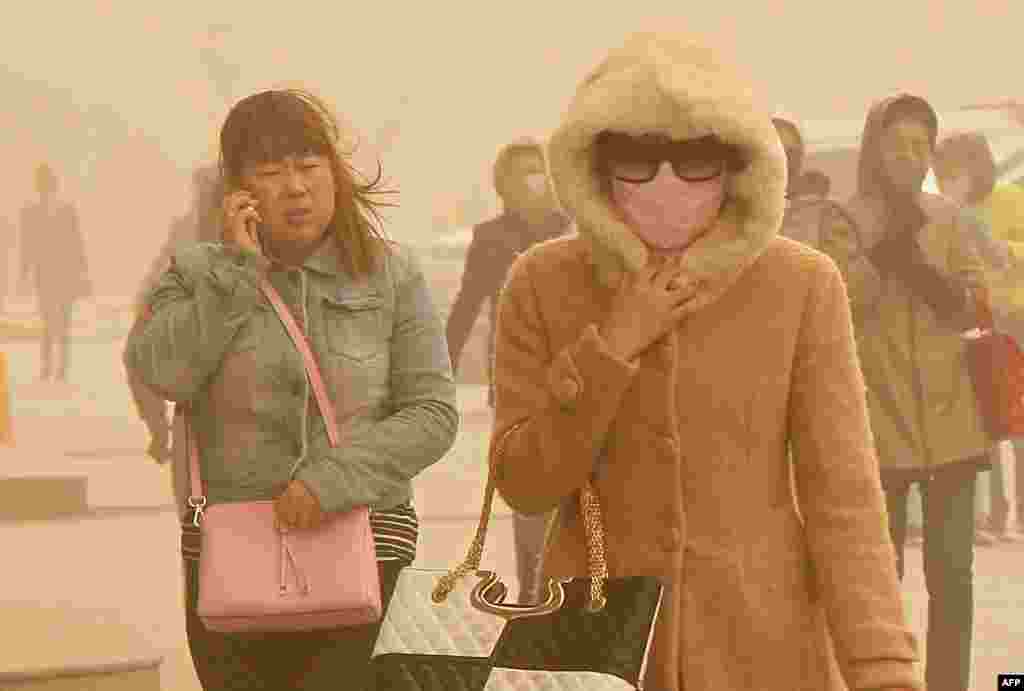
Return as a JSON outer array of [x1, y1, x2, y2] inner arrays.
[[124, 237, 458, 513]]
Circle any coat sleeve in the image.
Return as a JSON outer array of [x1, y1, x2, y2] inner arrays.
[[788, 256, 922, 691], [488, 250, 640, 516], [295, 246, 458, 513], [122, 243, 270, 402], [445, 225, 497, 372], [818, 202, 884, 317]]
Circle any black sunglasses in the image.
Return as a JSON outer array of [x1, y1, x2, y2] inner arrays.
[[595, 132, 740, 184]]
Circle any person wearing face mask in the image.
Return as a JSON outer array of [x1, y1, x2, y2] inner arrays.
[[773, 116, 833, 249], [935, 131, 1024, 543], [489, 30, 921, 691], [444, 137, 570, 605], [819, 94, 991, 691]]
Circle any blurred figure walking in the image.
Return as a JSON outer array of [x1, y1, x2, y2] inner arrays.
[[18, 163, 91, 383], [445, 137, 570, 603], [820, 94, 991, 691]]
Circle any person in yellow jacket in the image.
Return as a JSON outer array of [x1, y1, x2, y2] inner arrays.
[[935, 131, 1024, 542]]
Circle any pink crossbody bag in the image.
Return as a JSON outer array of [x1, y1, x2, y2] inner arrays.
[[184, 277, 382, 633]]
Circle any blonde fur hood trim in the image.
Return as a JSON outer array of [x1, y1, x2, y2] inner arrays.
[[547, 31, 787, 302]]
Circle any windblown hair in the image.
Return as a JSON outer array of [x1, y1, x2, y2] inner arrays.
[[219, 88, 397, 277]]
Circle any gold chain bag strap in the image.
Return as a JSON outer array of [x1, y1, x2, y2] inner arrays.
[[431, 418, 608, 616]]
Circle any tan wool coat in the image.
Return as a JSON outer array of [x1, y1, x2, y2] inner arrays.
[[488, 30, 921, 691]]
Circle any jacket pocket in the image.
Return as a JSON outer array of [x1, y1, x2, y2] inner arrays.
[[322, 293, 387, 363]]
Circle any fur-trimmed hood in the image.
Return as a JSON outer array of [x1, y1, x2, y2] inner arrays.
[[546, 30, 787, 302]]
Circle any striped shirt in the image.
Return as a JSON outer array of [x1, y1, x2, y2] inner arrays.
[[181, 503, 418, 564]]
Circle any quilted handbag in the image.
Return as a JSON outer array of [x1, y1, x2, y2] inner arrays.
[[184, 277, 382, 633], [964, 285, 1024, 440], [370, 420, 665, 690]]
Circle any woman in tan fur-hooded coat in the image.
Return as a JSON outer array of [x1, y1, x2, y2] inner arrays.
[[488, 30, 921, 691]]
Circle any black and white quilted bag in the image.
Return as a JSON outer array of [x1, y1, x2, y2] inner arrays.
[[370, 422, 664, 690]]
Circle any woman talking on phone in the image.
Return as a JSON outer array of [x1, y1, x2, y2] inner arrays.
[[124, 88, 457, 689]]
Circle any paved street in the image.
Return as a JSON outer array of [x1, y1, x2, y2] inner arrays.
[[0, 326, 1021, 689]]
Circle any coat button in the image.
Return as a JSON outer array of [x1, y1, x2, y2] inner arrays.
[[660, 435, 679, 460], [660, 527, 682, 552], [553, 377, 581, 408]]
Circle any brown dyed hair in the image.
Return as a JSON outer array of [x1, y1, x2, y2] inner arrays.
[[934, 132, 997, 205], [219, 89, 396, 277]]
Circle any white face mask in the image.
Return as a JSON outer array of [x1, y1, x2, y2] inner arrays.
[[941, 174, 971, 205]]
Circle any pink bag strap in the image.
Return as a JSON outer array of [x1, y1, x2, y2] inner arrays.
[[186, 276, 339, 508]]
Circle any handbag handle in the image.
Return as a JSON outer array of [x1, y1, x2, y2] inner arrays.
[[431, 418, 610, 613], [186, 277, 340, 517]]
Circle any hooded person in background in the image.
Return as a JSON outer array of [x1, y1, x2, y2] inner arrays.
[[126, 165, 224, 462], [19, 163, 91, 384], [445, 137, 570, 604], [934, 131, 1024, 543], [773, 116, 833, 249], [820, 94, 991, 691], [491, 30, 920, 691]]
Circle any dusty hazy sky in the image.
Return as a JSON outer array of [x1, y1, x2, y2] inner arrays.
[[2, 1, 1019, 293]]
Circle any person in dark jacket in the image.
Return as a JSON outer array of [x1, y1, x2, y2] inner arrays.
[[772, 116, 833, 249], [19, 163, 91, 383], [127, 165, 224, 462], [445, 137, 570, 604], [819, 93, 990, 691]]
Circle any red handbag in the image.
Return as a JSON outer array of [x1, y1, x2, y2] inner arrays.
[[963, 286, 1024, 440]]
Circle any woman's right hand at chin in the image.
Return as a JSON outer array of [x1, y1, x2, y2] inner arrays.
[[598, 259, 700, 362]]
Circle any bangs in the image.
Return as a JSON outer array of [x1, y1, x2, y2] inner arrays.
[[221, 90, 337, 175]]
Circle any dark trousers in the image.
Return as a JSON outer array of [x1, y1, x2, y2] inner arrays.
[[514, 511, 552, 603], [185, 558, 408, 690], [39, 298, 71, 380], [882, 463, 978, 691]]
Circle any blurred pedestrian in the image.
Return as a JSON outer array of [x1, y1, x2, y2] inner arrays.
[[773, 116, 833, 249], [819, 93, 991, 691], [18, 163, 91, 383], [445, 137, 570, 603], [935, 130, 1024, 542]]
